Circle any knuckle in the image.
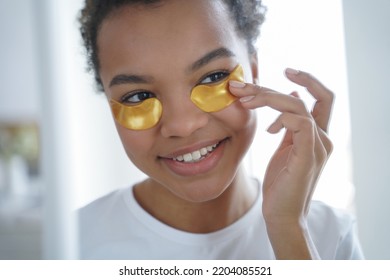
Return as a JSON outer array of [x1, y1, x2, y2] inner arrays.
[[249, 83, 263, 95], [322, 134, 334, 155], [323, 89, 335, 104], [301, 71, 335, 102], [319, 142, 329, 159], [299, 116, 315, 131], [316, 147, 328, 167], [316, 131, 333, 164], [295, 98, 309, 112], [318, 128, 333, 154]]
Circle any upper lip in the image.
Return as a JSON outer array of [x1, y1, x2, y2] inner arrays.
[[159, 138, 227, 159]]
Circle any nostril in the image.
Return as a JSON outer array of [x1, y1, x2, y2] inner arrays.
[[159, 108, 209, 138]]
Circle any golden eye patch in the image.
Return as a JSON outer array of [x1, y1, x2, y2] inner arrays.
[[190, 64, 244, 112], [109, 98, 162, 130], [109, 65, 244, 131]]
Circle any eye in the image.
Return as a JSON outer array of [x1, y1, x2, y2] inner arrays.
[[199, 71, 229, 85], [121, 91, 155, 104]]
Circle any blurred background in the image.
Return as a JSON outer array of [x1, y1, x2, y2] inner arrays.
[[0, 0, 389, 259]]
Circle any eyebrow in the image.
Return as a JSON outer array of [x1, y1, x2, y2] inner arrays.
[[109, 74, 154, 88], [188, 47, 236, 73], [109, 47, 235, 88]]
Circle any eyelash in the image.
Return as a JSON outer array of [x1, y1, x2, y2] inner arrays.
[[199, 70, 230, 85], [120, 70, 231, 104], [121, 91, 155, 104]]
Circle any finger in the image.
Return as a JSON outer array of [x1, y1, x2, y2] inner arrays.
[[289, 87, 332, 155], [229, 81, 265, 98], [267, 113, 316, 164], [305, 126, 332, 215], [285, 68, 334, 132], [290, 91, 300, 98], [316, 127, 333, 155], [229, 82, 311, 117]]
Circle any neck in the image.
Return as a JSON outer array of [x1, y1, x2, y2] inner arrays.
[[133, 166, 258, 233]]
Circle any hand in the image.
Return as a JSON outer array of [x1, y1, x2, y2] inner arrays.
[[229, 68, 334, 259]]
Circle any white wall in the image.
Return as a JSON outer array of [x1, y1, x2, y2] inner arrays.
[[0, 0, 39, 122], [342, 0, 390, 259], [0, 0, 42, 260]]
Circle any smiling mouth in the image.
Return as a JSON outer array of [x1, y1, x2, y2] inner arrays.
[[172, 142, 219, 163], [161, 138, 227, 164], [159, 138, 228, 176]]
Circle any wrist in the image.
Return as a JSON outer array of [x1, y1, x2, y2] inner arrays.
[[265, 218, 320, 260], [264, 213, 306, 232], [265, 218, 307, 247]]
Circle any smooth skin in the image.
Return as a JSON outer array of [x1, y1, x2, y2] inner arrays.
[[99, 0, 259, 235], [97, 0, 334, 259]]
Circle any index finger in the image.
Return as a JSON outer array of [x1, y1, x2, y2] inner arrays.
[[285, 68, 334, 132]]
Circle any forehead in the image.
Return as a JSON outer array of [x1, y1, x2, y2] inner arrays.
[[97, 0, 246, 83]]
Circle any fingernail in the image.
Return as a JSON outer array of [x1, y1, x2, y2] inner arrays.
[[285, 68, 300, 75], [240, 96, 255, 103], [290, 91, 300, 98], [229, 80, 246, 88]]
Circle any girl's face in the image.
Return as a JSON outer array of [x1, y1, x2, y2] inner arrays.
[[98, 0, 258, 202]]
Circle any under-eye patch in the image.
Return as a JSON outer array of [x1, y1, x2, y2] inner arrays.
[[190, 64, 244, 112], [109, 98, 162, 130]]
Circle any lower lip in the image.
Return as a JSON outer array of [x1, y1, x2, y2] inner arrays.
[[161, 140, 227, 177]]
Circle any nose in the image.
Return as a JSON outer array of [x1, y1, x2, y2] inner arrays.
[[160, 93, 209, 138]]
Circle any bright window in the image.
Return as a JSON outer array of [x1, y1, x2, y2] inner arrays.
[[250, 0, 354, 211]]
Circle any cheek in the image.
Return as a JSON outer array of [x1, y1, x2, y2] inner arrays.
[[115, 124, 155, 163], [216, 101, 257, 134]]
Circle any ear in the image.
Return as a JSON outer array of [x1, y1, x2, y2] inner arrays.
[[249, 51, 259, 85]]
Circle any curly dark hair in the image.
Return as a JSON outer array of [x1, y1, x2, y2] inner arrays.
[[78, 0, 266, 91]]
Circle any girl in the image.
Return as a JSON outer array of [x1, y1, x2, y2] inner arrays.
[[78, 0, 363, 259]]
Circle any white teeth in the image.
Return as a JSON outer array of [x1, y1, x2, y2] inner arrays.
[[200, 148, 208, 156], [192, 150, 201, 161], [173, 143, 219, 163], [183, 153, 192, 162], [176, 155, 184, 161]]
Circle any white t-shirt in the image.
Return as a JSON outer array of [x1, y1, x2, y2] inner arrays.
[[78, 184, 364, 259]]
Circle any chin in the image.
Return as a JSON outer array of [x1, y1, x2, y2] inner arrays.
[[162, 169, 237, 203]]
